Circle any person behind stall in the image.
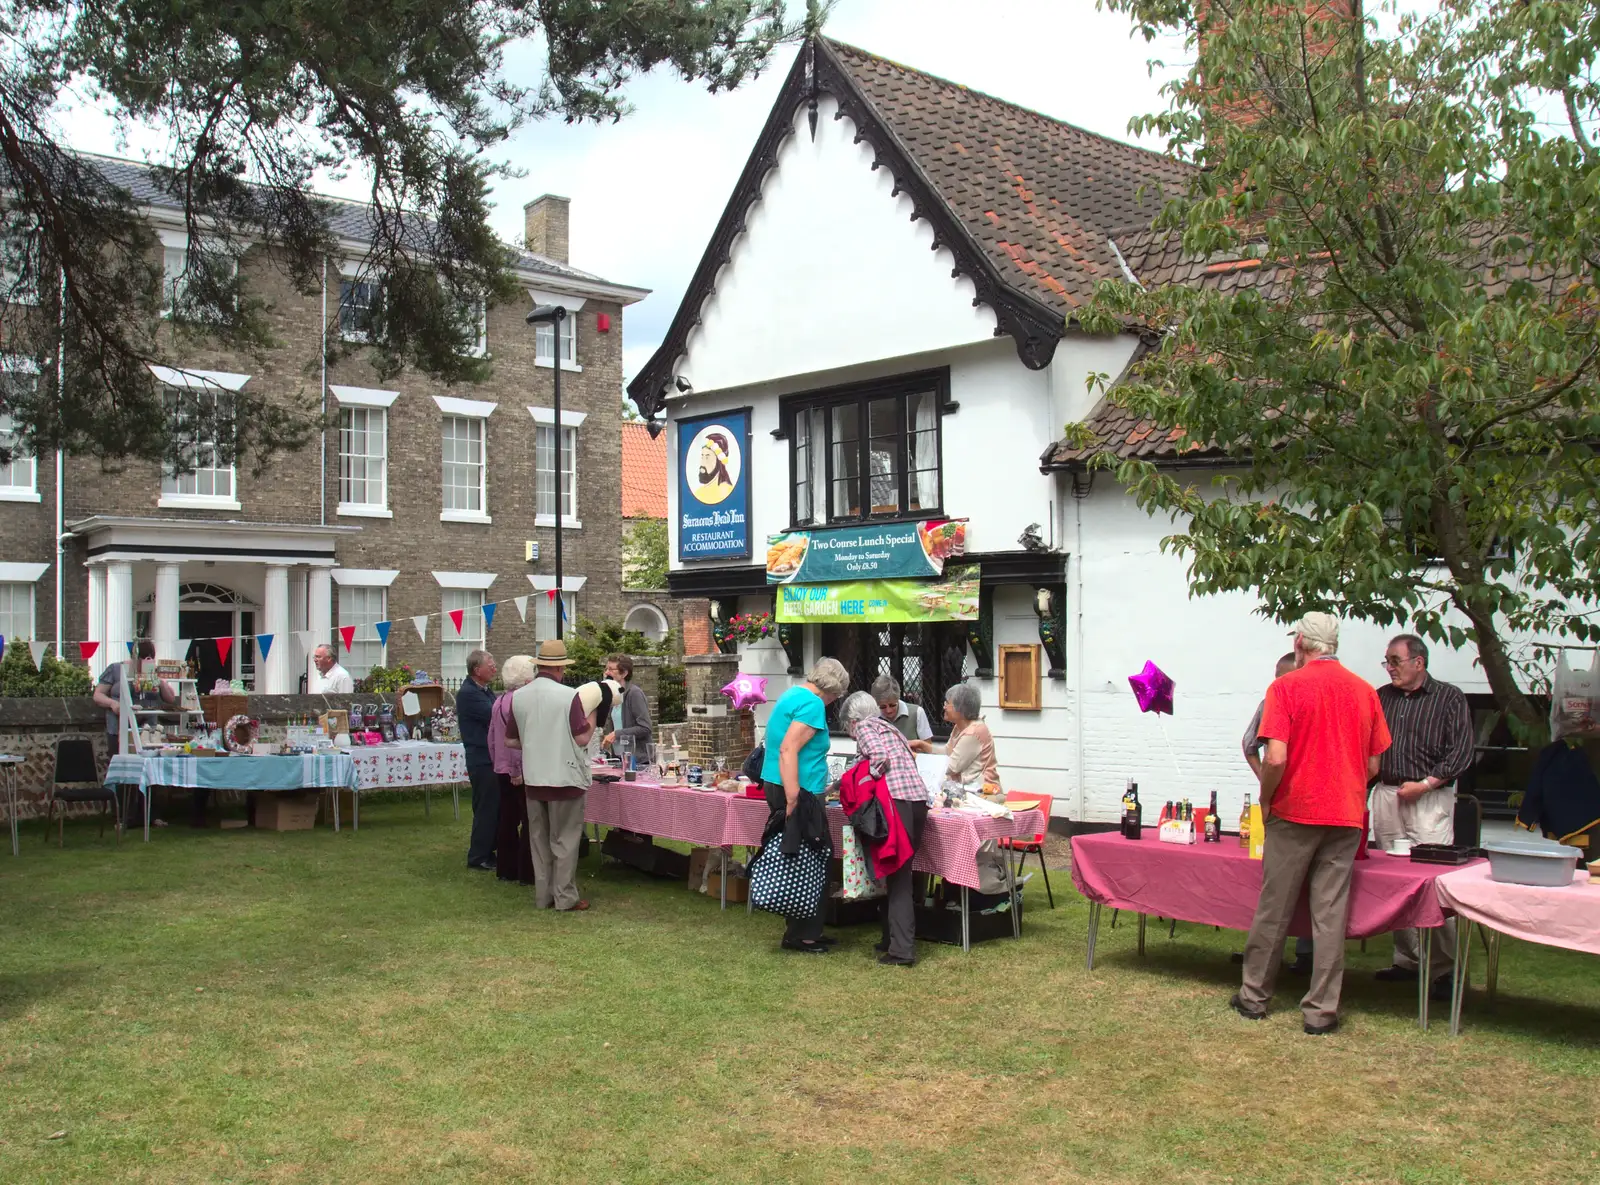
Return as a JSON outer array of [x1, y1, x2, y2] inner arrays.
[[509, 640, 598, 911], [490, 655, 537, 885], [1516, 693, 1600, 850], [94, 640, 178, 826], [456, 649, 499, 871], [760, 657, 850, 954], [309, 643, 354, 694], [601, 653, 653, 756], [870, 675, 934, 754], [942, 682, 999, 790], [841, 691, 929, 967]]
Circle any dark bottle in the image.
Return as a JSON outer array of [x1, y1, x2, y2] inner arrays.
[[1121, 780, 1142, 839], [1205, 790, 1221, 842]]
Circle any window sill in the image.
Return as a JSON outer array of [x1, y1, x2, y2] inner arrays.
[[337, 504, 393, 519], [0, 489, 41, 503], [159, 494, 242, 511], [534, 358, 583, 373], [440, 510, 492, 525], [534, 514, 582, 530]]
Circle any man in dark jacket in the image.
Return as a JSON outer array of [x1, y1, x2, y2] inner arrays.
[[457, 649, 499, 870]]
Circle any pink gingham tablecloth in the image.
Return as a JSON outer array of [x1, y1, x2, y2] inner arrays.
[[1435, 864, 1600, 956], [349, 743, 468, 791], [584, 781, 1042, 891]]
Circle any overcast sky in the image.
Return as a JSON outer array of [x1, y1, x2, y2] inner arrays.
[[58, 0, 1189, 392]]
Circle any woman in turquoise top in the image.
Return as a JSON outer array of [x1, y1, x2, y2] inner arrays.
[[760, 657, 850, 953]]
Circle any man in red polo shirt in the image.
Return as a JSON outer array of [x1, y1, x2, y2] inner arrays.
[[1231, 612, 1391, 1034]]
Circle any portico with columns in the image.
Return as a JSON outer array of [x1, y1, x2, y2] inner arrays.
[[68, 517, 356, 693]]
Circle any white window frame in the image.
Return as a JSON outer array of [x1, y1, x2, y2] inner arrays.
[[0, 580, 35, 642], [527, 289, 585, 371], [333, 386, 398, 519], [159, 229, 239, 322], [1, 232, 39, 306], [529, 406, 585, 529], [158, 375, 245, 510], [434, 395, 495, 524], [0, 358, 40, 502], [338, 275, 380, 343], [336, 584, 387, 681], [440, 588, 485, 681], [526, 574, 585, 643]]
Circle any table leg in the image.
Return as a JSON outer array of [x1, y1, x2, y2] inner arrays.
[[1009, 857, 1021, 939], [1427, 927, 1440, 1023], [452, 784, 460, 821], [1450, 918, 1473, 1037], [6, 767, 19, 856], [719, 846, 728, 911], [1486, 929, 1501, 1007], [1086, 901, 1101, 970], [1138, 913, 1147, 957], [143, 785, 151, 843], [333, 787, 341, 833], [961, 885, 971, 953], [353, 790, 360, 832]]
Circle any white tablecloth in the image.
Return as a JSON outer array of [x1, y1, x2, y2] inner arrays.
[[347, 743, 468, 791]]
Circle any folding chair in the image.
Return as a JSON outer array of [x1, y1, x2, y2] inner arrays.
[[998, 792, 1054, 908], [43, 736, 118, 846]]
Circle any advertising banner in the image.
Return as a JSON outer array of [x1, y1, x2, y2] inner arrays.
[[775, 566, 979, 624], [766, 518, 966, 585], [677, 409, 751, 561]]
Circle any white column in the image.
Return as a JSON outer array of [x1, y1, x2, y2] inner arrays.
[[104, 560, 134, 671], [86, 563, 107, 676], [288, 567, 307, 633], [307, 565, 332, 688], [262, 564, 291, 694], [153, 563, 181, 662]]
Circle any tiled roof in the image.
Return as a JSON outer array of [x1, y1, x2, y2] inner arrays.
[[827, 40, 1195, 313], [621, 422, 668, 519], [75, 151, 609, 286]]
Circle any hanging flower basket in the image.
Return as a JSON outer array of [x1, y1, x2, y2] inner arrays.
[[713, 612, 775, 652]]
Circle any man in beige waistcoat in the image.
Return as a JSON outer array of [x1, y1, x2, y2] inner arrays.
[[510, 639, 596, 911]]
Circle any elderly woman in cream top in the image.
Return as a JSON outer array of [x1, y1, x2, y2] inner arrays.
[[942, 682, 1000, 790]]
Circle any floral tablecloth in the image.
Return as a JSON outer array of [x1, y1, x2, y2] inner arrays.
[[347, 743, 468, 792]]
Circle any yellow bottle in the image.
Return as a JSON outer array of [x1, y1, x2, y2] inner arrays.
[[1248, 801, 1266, 860]]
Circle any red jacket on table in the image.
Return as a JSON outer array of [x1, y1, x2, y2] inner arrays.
[[838, 759, 915, 878]]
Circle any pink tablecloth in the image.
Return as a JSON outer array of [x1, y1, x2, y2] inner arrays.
[[1071, 830, 1470, 938], [1435, 864, 1600, 956], [584, 780, 1042, 891]]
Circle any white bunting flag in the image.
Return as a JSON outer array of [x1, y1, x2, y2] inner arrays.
[[178, 639, 192, 660], [28, 640, 48, 668], [413, 615, 429, 642], [514, 595, 529, 623], [294, 630, 316, 655]]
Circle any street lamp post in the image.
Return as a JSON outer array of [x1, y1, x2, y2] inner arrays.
[[525, 303, 569, 638]]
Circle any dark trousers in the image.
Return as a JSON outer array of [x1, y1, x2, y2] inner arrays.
[[881, 798, 929, 961], [466, 762, 499, 865], [763, 783, 827, 944], [494, 774, 536, 884]]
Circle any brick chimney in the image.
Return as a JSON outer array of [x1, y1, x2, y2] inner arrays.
[[523, 194, 571, 264]]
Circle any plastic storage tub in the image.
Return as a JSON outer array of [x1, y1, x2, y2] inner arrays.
[[1483, 837, 1583, 887]]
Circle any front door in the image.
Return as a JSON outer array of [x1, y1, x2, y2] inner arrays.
[[181, 609, 234, 692]]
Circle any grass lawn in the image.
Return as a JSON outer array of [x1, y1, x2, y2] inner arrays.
[[2, 797, 1598, 1184]]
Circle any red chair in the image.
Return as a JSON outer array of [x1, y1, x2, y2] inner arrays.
[[999, 792, 1053, 908]]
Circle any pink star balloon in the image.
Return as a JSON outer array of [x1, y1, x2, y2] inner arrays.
[[1128, 660, 1175, 715], [721, 673, 769, 711]]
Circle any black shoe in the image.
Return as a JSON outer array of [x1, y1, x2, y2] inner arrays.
[[1429, 976, 1453, 1003], [1304, 1017, 1340, 1035], [1375, 965, 1419, 982], [781, 939, 828, 955], [878, 954, 915, 967], [813, 935, 839, 946], [874, 940, 890, 954], [1229, 993, 1266, 1021], [467, 860, 496, 871], [1229, 952, 1244, 965], [1287, 956, 1313, 977]]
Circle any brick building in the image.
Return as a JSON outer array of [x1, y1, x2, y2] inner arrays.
[[0, 155, 647, 691]]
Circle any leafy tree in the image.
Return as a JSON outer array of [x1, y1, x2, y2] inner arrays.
[[562, 616, 664, 687], [0, 0, 815, 472], [1081, 0, 1600, 738], [623, 517, 669, 589]]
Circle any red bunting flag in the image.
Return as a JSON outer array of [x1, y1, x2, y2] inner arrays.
[[215, 636, 233, 667], [78, 640, 99, 662], [338, 624, 357, 653], [448, 608, 465, 635], [546, 589, 558, 603]]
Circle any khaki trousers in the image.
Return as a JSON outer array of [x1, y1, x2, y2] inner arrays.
[[526, 792, 587, 910], [1239, 816, 1362, 1027], [1370, 782, 1457, 975]]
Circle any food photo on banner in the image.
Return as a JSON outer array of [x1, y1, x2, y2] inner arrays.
[[766, 518, 967, 584], [677, 408, 752, 561]]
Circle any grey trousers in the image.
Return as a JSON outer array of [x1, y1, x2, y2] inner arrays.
[[1371, 782, 1457, 976], [526, 792, 587, 910], [1239, 816, 1362, 1027], [881, 798, 929, 961]]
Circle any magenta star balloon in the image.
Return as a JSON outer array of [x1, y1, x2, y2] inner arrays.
[[1128, 660, 1175, 715], [721, 673, 769, 711]]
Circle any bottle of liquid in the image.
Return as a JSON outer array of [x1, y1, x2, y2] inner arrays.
[[1205, 790, 1220, 843], [1121, 780, 1142, 839], [1248, 799, 1265, 860], [1182, 798, 1192, 822], [1162, 800, 1174, 826], [1239, 794, 1253, 849]]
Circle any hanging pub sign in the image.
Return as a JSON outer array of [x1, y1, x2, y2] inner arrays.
[[677, 408, 752, 561], [766, 518, 967, 585], [776, 566, 979, 624]]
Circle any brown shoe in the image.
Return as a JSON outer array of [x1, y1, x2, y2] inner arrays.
[[559, 900, 590, 912]]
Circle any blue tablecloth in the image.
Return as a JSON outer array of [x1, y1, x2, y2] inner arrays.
[[105, 752, 357, 795]]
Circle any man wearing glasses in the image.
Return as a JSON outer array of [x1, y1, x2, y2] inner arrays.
[[1373, 634, 1475, 1001]]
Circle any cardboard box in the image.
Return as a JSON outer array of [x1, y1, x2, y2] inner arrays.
[[318, 710, 348, 738], [316, 788, 358, 828], [254, 792, 320, 831], [704, 872, 749, 903]]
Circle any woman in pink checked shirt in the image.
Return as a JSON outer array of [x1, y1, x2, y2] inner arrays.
[[491, 655, 538, 885]]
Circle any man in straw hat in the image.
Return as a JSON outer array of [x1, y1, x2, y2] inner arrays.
[[1232, 612, 1391, 1035], [509, 639, 601, 911]]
